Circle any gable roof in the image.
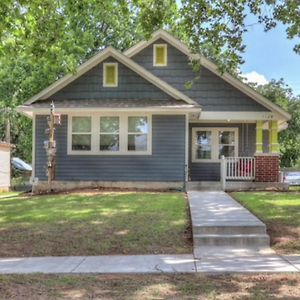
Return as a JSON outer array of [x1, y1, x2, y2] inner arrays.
[[124, 29, 291, 121], [24, 46, 197, 106]]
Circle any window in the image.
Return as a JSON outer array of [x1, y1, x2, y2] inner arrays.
[[100, 116, 119, 151], [195, 130, 212, 160], [68, 114, 152, 155], [103, 63, 118, 87], [71, 116, 92, 151], [219, 130, 236, 158], [192, 128, 238, 162], [153, 44, 167, 66], [128, 116, 148, 151]]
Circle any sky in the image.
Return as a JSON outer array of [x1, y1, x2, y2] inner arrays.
[[175, 0, 300, 95], [240, 15, 300, 95]]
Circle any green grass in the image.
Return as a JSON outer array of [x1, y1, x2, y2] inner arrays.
[[232, 191, 300, 254], [289, 185, 300, 192], [0, 191, 191, 256], [0, 192, 20, 199], [0, 274, 300, 300]]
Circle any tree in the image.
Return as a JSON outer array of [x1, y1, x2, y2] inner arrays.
[[178, 0, 300, 73], [0, 0, 139, 161], [0, 0, 299, 162], [257, 79, 300, 168]]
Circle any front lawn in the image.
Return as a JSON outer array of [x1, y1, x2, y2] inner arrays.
[[0, 192, 19, 199], [232, 191, 300, 254], [0, 191, 191, 256], [0, 274, 299, 299]]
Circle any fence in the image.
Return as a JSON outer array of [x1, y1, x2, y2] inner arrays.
[[221, 156, 255, 190]]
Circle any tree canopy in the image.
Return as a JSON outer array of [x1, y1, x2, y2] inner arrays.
[[257, 79, 300, 168], [0, 0, 299, 164]]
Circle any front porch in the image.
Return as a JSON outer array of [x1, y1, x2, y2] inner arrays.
[[187, 117, 287, 190]]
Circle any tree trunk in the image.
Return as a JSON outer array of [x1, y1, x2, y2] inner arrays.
[[5, 117, 11, 144]]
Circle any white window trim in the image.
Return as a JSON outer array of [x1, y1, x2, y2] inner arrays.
[[71, 116, 92, 152], [153, 44, 167, 67], [103, 62, 118, 87], [192, 127, 239, 163], [67, 112, 152, 155]]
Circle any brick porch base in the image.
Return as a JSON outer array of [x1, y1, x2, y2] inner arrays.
[[255, 154, 279, 182]]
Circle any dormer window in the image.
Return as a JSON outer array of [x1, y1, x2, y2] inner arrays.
[[103, 62, 118, 87], [153, 44, 167, 66]]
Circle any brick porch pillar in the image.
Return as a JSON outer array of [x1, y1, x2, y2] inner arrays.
[[255, 154, 279, 182], [254, 121, 280, 182]]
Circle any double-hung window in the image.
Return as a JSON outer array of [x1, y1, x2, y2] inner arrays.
[[128, 116, 148, 151], [71, 116, 92, 151], [100, 117, 120, 151], [68, 114, 151, 155], [192, 128, 238, 162]]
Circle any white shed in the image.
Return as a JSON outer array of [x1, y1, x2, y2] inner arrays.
[[0, 141, 12, 192]]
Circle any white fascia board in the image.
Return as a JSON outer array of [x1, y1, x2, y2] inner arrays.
[[25, 46, 197, 106], [17, 105, 201, 118], [200, 111, 284, 121], [125, 30, 291, 121]]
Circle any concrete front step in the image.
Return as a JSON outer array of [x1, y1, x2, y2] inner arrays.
[[194, 233, 270, 247], [193, 225, 267, 235], [187, 181, 222, 191], [194, 246, 275, 259]]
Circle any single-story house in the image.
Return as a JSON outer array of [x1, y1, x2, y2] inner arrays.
[[18, 30, 291, 192], [0, 141, 12, 192]]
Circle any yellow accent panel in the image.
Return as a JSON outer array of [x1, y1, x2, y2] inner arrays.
[[269, 120, 279, 153], [156, 47, 165, 64], [256, 121, 263, 153], [154, 44, 167, 66], [105, 65, 116, 85]]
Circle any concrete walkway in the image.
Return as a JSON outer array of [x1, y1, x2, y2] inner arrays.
[[188, 191, 271, 258], [184, 190, 299, 273], [0, 255, 196, 274], [0, 254, 299, 274], [0, 191, 299, 274]]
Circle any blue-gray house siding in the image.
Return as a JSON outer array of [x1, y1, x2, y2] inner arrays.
[[31, 38, 273, 185], [48, 57, 173, 101], [35, 114, 186, 181], [189, 123, 256, 181], [132, 40, 269, 112]]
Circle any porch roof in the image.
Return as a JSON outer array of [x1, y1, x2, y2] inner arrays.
[[18, 99, 201, 117]]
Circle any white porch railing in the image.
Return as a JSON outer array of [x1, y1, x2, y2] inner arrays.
[[221, 156, 255, 190]]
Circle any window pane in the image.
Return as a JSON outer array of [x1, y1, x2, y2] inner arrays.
[[128, 134, 147, 151], [196, 131, 211, 146], [219, 145, 235, 158], [128, 117, 148, 133], [72, 134, 91, 151], [100, 117, 119, 133], [196, 146, 212, 159], [155, 46, 165, 65], [100, 134, 119, 151], [195, 131, 212, 159], [72, 117, 91, 133], [105, 65, 116, 85], [219, 131, 235, 144]]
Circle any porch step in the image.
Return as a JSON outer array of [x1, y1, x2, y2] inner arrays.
[[186, 181, 222, 191], [193, 233, 270, 247], [188, 191, 272, 258], [193, 224, 266, 235]]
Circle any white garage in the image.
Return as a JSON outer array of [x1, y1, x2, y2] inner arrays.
[[0, 141, 12, 192]]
